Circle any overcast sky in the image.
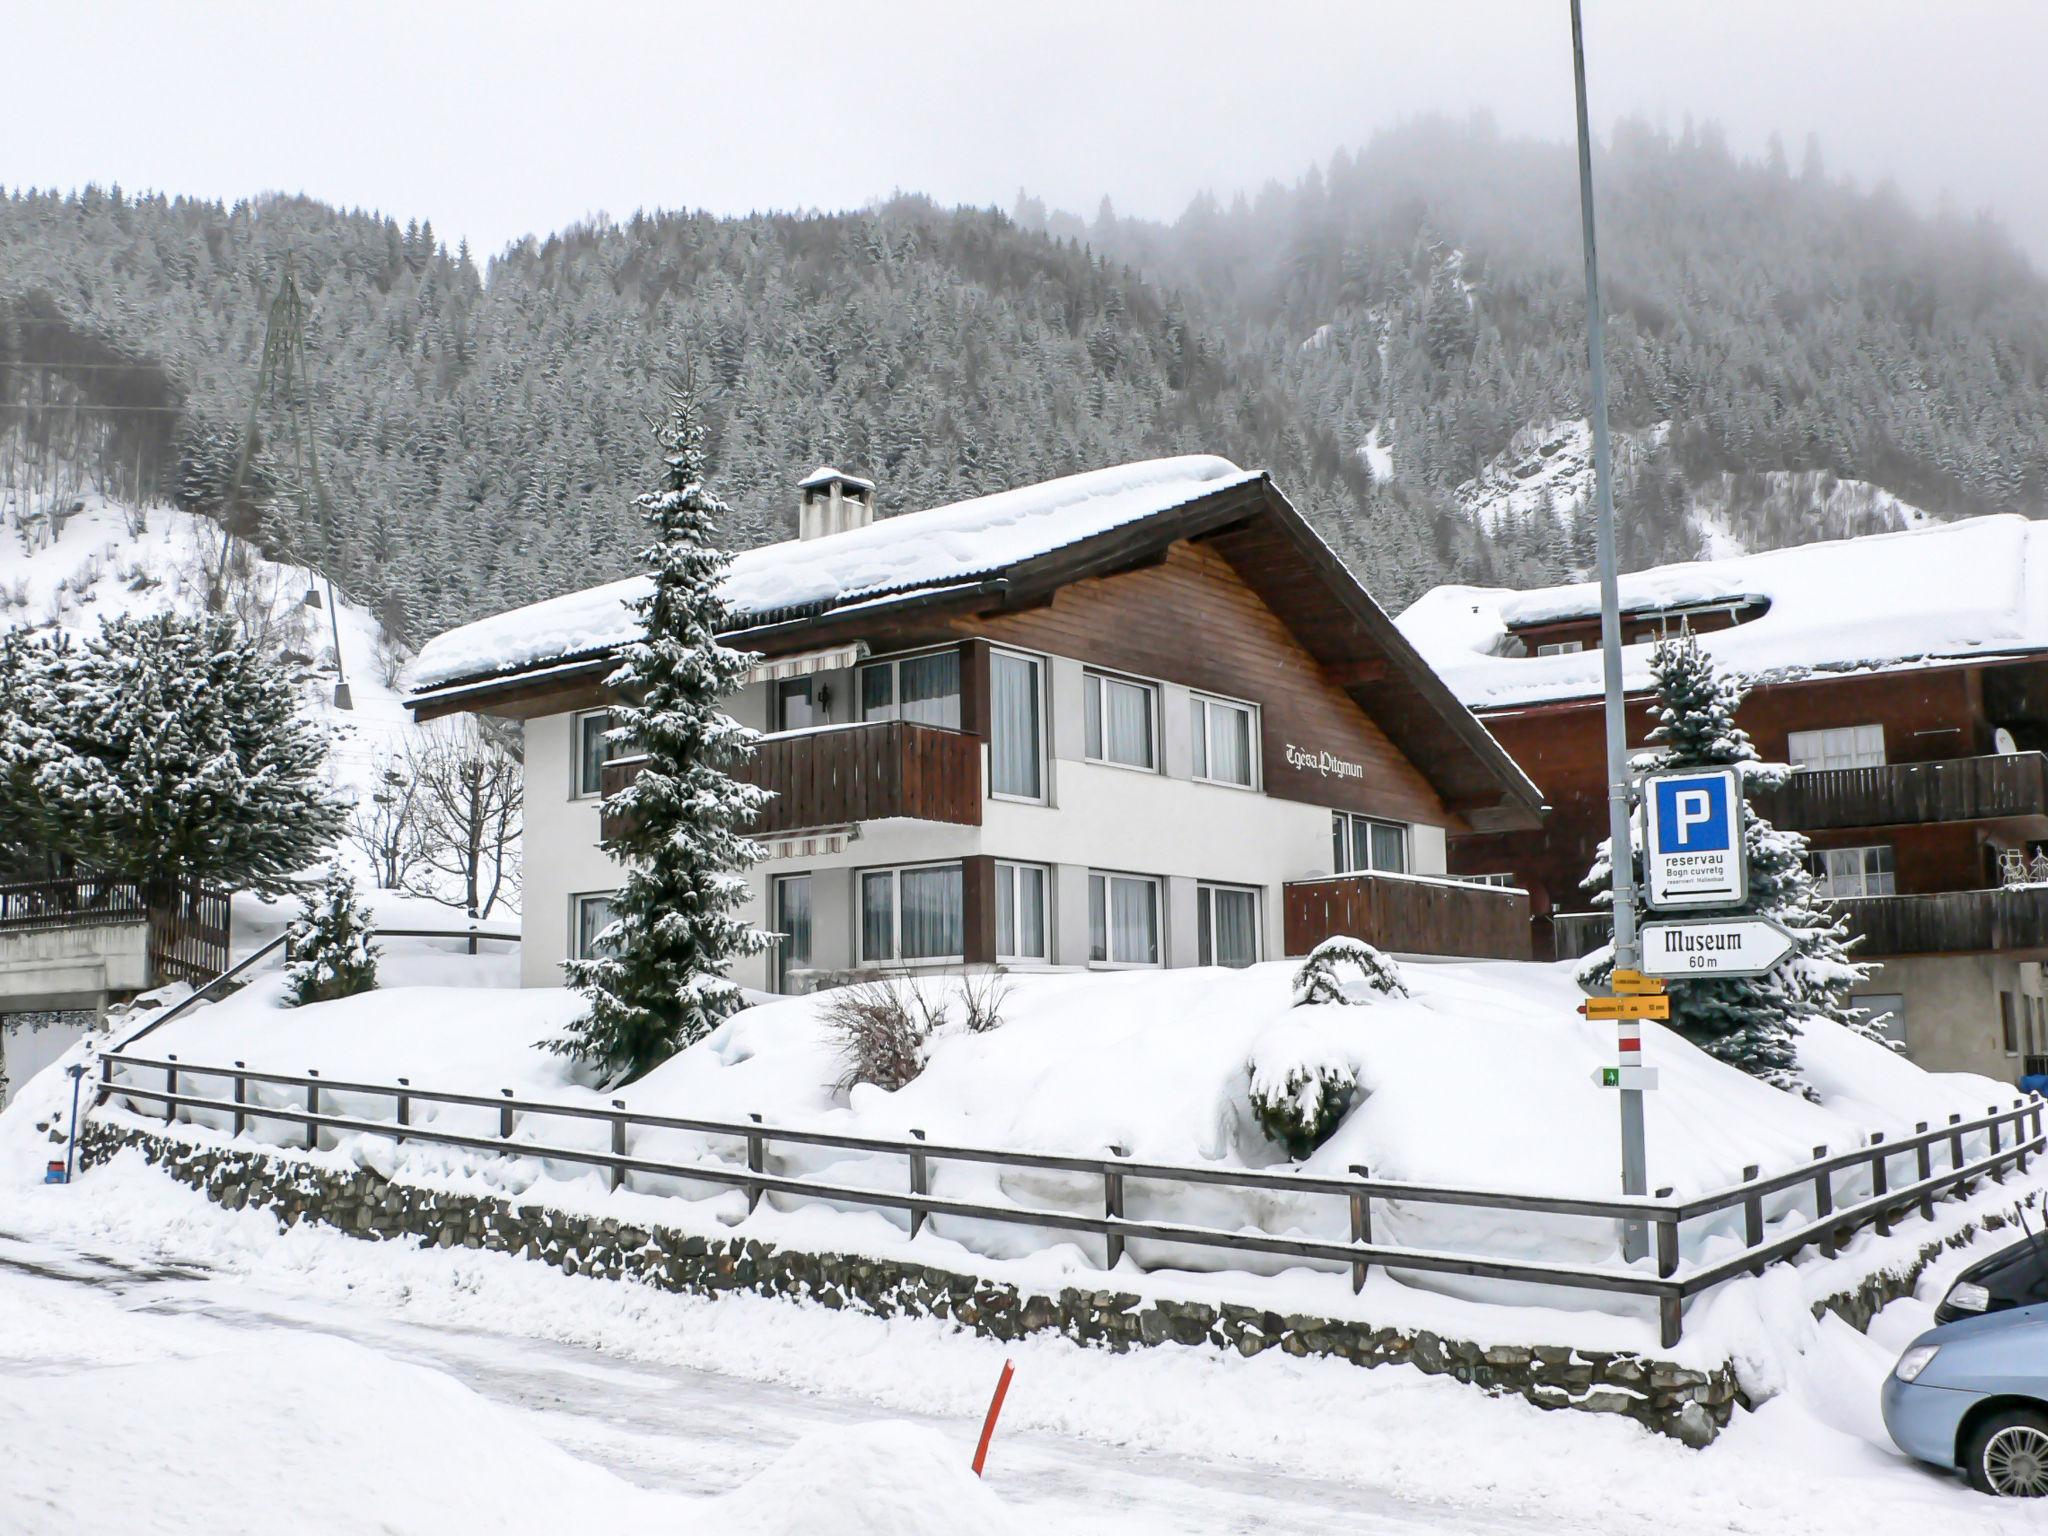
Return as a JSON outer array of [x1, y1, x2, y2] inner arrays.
[[12, 1, 2047, 265]]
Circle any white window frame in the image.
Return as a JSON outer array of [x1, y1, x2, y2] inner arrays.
[[1460, 872, 1519, 888], [1083, 670, 1160, 773], [987, 647, 1048, 804], [1087, 870, 1163, 968], [1196, 882, 1262, 968], [857, 860, 966, 966], [1190, 692, 1259, 790], [572, 708, 620, 799], [772, 873, 813, 993], [1535, 640, 1584, 657], [1788, 724, 1886, 773], [1332, 812, 1409, 875], [570, 891, 619, 961], [1811, 844, 1895, 898], [994, 860, 1050, 962], [859, 645, 963, 730], [772, 676, 819, 733]]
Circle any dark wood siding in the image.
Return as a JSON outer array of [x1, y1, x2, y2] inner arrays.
[[1283, 874, 1531, 960], [961, 540, 1456, 828]]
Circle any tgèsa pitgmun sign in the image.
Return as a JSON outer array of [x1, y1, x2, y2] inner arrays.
[[1642, 766, 1747, 910]]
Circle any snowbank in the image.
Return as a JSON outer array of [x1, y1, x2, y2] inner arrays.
[[406, 455, 1257, 690], [1398, 513, 2048, 709]]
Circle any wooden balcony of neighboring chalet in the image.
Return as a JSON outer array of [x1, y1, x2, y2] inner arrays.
[[600, 720, 983, 841], [1830, 885, 2048, 957], [1752, 752, 2048, 833], [1283, 872, 1532, 961]]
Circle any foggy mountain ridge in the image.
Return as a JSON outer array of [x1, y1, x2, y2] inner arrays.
[[3, 116, 2043, 646]]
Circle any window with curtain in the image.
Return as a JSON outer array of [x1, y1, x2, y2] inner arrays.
[[995, 861, 1048, 960], [1198, 884, 1259, 968], [575, 710, 622, 798], [859, 864, 964, 963], [773, 877, 811, 991], [1809, 844, 1895, 897], [1084, 672, 1157, 770], [860, 651, 961, 729], [1332, 813, 1408, 875], [1191, 696, 1255, 787], [1787, 724, 1885, 772], [989, 651, 1043, 799], [1088, 872, 1160, 965], [774, 678, 817, 732], [572, 892, 618, 959]]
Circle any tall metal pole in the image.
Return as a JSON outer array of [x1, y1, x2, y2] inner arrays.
[[1570, 0, 1649, 1259]]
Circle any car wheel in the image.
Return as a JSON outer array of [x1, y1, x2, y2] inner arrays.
[[1966, 1408, 2048, 1497]]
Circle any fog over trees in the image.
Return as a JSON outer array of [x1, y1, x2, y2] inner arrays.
[[3, 117, 2043, 643]]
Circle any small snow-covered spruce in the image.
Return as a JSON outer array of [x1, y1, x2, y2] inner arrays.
[[1292, 936, 1407, 1006], [1247, 1021, 1359, 1160], [1577, 632, 1879, 1094], [283, 869, 379, 1006], [554, 382, 772, 1082]]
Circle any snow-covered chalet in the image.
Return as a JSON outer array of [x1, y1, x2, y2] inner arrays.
[[1399, 514, 2048, 1083], [406, 457, 1543, 992]]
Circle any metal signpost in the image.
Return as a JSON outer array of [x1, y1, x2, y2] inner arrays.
[[1568, 0, 1651, 1259]]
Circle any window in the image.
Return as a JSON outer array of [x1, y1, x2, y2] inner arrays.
[[1852, 992, 1906, 1050], [1332, 813, 1408, 875], [1084, 672, 1157, 771], [1810, 845, 1895, 898], [989, 650, 1044, 800], [574, 710, 625, 798], [860, 863, 964, 963], [995, 861, 1049, 960], [1788, 724, 1885, 772], [861, 650, 961, 729], [1191, 695, 1256, 788], [774, 678, 819, 732], [773, 876, 811, 993], [1088, 872, 1160, 966], [1535, 641, 1584, 657], [1198, 884, 1260, 968], [2002, 991, 2020, 1055], [571, 892, 618, 960], [1460, 872, 1519, 888]]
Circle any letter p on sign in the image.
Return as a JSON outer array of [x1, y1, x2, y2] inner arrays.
[[1674, 788, 1713, 846]]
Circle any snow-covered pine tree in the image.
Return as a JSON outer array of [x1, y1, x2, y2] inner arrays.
[[554, 382, 771, 1082], [1577, 632, 1877, 1094], [283, 868, 380, 1006]]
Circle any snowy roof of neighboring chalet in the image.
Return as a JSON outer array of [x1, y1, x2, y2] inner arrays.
[[796, 465, 875, 492], [1396, 514, 2048, 712], [408, 456, 1260, 692]]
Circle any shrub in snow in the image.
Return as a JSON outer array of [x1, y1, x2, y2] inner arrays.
[[555, 382, 771, 1082], [283, 870, 379, 1006], [1247, 1020, 1358, 1160], [823, 971, 1010, 1093], [1577, 632, 1879, 1094], [1292, 936, 1406, 1005]]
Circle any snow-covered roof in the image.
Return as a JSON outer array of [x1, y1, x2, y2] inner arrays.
[[796, 465, 875, 492], [1397, 514, 2048, 712], [409, 456, 1259, 692]]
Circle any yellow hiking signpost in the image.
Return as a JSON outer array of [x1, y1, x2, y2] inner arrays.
[[1610, 969, 1667, 996], [1578, 995, 1672, 1022]]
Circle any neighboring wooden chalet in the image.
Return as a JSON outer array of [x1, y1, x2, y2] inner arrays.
[[406, 457, 1543, 991], [1399, 514, 2048, 1083]]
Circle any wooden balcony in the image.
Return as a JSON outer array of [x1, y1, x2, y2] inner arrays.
[[601, 721, 983, 841], [1753, 752, 2048, 832], [1283, 872, 1532, 961], [1832, 886, 2048, 957]]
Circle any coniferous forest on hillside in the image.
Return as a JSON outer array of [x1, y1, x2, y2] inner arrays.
[[3, 117, 2045, 646]]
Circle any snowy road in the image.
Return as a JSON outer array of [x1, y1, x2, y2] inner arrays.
[[0, 1230, 1541, 1535]]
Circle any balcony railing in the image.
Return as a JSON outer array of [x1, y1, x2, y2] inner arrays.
[[1551, 911, 1611, 963], [1283, 872, 1532, 961], [601, 721, 983, 841], [1830, 885, 2048, 957], [1753, 752, 2048, 832]]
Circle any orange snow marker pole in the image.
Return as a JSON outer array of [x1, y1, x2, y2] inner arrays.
[[971, 1359, 1015, 1477]]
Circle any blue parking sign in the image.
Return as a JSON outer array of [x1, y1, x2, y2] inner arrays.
[[1642, 767, 1747, 909]]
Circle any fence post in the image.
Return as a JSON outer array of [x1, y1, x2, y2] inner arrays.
[[305, 1069, 320, 1152], [1870, 1133, 1890, 1237], [1989, 1106, 2005, 1184], [909, 1129, 929, 1239], [1914, 1122, 1934, 1221], [610, 1099, 627, 1194], [1949, 1112, 1967, 1195], [1742, 1164, 1764, 1277], [1654, 1187, 1683, 1347], [1813, 1145, 1835, 1259], [2018, 1101, 2032, 1176], [499, 1088, 515, 1141], [96, 1052, 112, 1108], [232, 1061, 247, 1140], [1104, 1144, 1128, 1271], [1348, 1164, 1373, 1295], [745, 1114, 765, 1212], [395, 1078, 410, 1138], [164, 1053, 178, 1125]]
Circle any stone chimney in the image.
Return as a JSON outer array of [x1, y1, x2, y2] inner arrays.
[[797, 466, 876, 541]]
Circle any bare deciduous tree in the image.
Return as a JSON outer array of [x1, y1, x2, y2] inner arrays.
[[405, 716, 522, 922], [345, 755, 428, 891]]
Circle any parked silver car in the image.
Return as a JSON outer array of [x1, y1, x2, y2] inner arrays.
[[1883, 1298, 2048, 1496]]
